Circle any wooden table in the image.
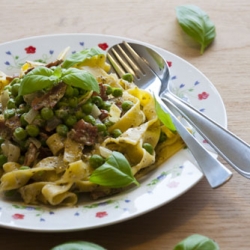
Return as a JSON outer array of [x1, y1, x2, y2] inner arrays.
[[1, 0, 250, 249]]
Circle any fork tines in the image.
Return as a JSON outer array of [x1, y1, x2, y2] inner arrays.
[[107, 42, 145, 80]]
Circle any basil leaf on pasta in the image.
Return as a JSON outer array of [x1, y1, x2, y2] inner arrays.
[[62, 68, 100, 93], [62, 47, 105, 69], [89, 151, 139, 188]]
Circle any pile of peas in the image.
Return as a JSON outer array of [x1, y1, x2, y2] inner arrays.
[[1, 77, 136, 157]]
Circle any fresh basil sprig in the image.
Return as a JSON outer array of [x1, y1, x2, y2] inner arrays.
[[62, 47, 105, 69], [51, 241, 106, 250], [154, 97, 176, 132], [89, 151, 139, 188], [176, 5, 216, 54], [174, 234, 220, 250], [18, 66, 99, 96]]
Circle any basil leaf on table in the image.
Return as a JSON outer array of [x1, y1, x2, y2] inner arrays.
[[89, 151, 139, 188], [62, 68, 100, 93], [176, 5, 216, 54], [18, 67, 58, 95], [51, 241, 106, 250], [62, 47, 105, 69], [173, 234, 220, 250]]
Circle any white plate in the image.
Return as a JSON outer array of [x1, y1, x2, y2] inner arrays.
[[0, 34, 227, 232]]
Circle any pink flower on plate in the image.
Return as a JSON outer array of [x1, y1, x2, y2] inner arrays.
[[25, 46, 36, 54], [96, 211, 108, 218], [12, 213, 25, 220], [98, 43, 109, 51], [167, 181, 179, 188], [198, 91, 209, 100]]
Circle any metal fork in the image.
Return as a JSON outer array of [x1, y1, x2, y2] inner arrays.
[[107, 42, 232, 188]]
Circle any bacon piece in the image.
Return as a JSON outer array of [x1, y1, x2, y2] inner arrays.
[[70, 119, 98, 145], [24, 142, 38, 166], [45, 59, 63, 68], [5, 115, 21, 132], [31, 82, 67, 110]]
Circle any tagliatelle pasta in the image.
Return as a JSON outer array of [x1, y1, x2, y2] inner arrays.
[[0, 47, 185, 206]]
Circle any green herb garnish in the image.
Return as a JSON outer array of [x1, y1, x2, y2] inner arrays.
[[51, 241, 106, 250], [176, 5, 216, 54], [174, 234, 220, 250], [89, 151, 139, 188], [62, 47, 105, 69], [18, 66, 99, 96], [154, 97, 176, 132]]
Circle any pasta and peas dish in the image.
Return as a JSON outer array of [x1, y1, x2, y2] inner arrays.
[[0, 47, 184, 206]]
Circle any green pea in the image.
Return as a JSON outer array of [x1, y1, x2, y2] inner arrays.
[[82, 102, 93, 114], [11, 83, 20, 97], [32, 114, 45, 127], [4, 109, 15, 119], [73, 88, 79, 96], [14, 127, 27, 141], [92, 96, 103, 108], [65, 85, 74, 97], [75, 110, 85, 120], [159, 131, 167, 143], [56, 124, 69, 137], [112, 88, 123, 97], [104, 119, 114, 128], [7, 98, 16, 109], [111, 129, 122, 138], [96, 123, 107, 132], [65, 115, 77, 127], [55, 109, 68, 119], [121, 100, 134, 111], [89, 154, 105, 169], [41, 107, 54, 120], [20, 113, 28, 126], [0, 154, 7, 168], [83, 115, 96, 125], [26, 124, 40, 137], [103, 84, 113, 95], [122, 73, 134, 83], [102, 101, 111, 111], [142, 143, 154, 155], [14, 95, 24, 106], [69, 97, 78, 108]]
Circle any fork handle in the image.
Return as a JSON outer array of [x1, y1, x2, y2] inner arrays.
[[155, 95, 232, 188], [161, 92, 250, 178]]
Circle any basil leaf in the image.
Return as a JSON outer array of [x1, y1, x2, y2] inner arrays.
[[62, 68, 100, 93], [19, 67, 57, 96], [62, 47, 105, 69], [51, 241, 106, 250], [89, 151, 139, 188], [176, 5, 216, 54], [154, 97, 176, 132], [174, 234, 220, 250]]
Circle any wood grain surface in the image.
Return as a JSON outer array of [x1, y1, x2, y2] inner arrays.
[[1, 0, 250, 249]]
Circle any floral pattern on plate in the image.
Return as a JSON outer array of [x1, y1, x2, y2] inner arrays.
[[0, 34, 226, 232]]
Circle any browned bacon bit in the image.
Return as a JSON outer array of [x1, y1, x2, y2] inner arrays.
[[5, 115, 21, 132], [99, 83, 108, 101], [31, 82, 67, 110], [99, 109, 109, 121], [70, 119, 98, 145], [24, 142, 38, 166], [45, 59, 63, 68]]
